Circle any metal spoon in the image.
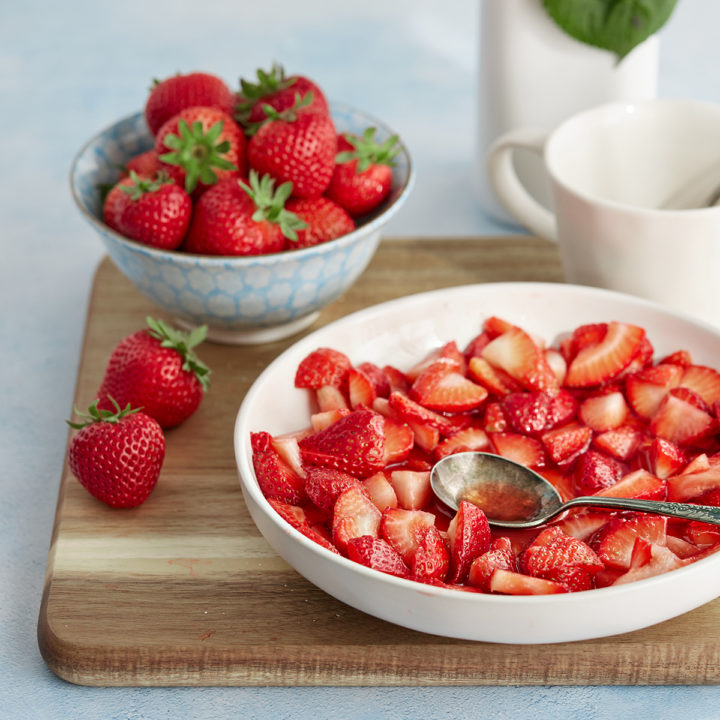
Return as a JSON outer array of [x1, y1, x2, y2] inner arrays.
[[430, 451, 720, 529]]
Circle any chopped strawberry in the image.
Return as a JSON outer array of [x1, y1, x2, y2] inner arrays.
[[489, 432, 546, 468], [612, 543, 684, 585], [665, 534, 701, 559], [380, 507, 436, 564], [383, 365, 410, 394], [565, 322, 645, 387], [619, 335, 655, 377], [357, 362, 391, 398], [389, 469, 432, 510], [660, 350, 692, 367], [410, 360, 488, 412], [628, 536, 653, 569], [267, 499, 339, 554], [387, 391, 455, 434], [625, 363, 684, 418], [315, 384, 349, 412], [467, 536, 515, 591], [649, 392, 718, 446], [481, 327, 559, 393], [578, 391, 628, 432], [544, 348, 567, 385], [295, 347, 352, 389], [463, 331, 492, 359], [565, 323, 608, 361], [554, 511, 610, 541], [483, 402, 508, 432], [332, 485, 382, 554], [680, 365, 720, 408], [304, 467, 361, 513], [544, 566, 594, 592], [502, 390, 577, 436], [483, 316, 517, 338], [593, 469, 666, 500], [592, 425, 644, 461], [648, 437, 688, 479], [590, 513, 667, 569], [346, 535, 409, 577], [684, 521, 720, 548], [667, 461, 720, 501], [298, 408, 385, 478], [405, 341, 465, 381], [434, 427, 490, 460], [271, 434, 307, 479], [251, 431, 307, 504], [412, 525, 450, 581], [467, 356, 520, 396], [574, 450, 624, 494], [407, 419, 440, 453], [488, 569, 566, 595], [541, 423, 592, 465], [310, 407, 351, 431], [670, 386, 711, 413], [381, 416, 413, 466], [347, 366, 377, 408], [362, 471, 398, 511], [446, 500, 492, 583]]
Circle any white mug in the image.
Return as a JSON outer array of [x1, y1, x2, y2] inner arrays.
[[488, 99, 720, 328]]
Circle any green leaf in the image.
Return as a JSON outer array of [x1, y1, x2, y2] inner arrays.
[[542, 0, 677, 60]]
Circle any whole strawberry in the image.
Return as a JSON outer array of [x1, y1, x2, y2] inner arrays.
[[145, 71, 235, 136], [67, 399, 165, 508], [247, 93, 337, 199], [103, 175, 137, 234], [121, 149, 160, 179], [285, 196, 355, 249], [183, 170, 307, 255], [235, 62, 329, 128], [326, 127, 400, 216], [111, 171, 192, 250], [155, 106, 246, 194], [97, 317, 210, 429]]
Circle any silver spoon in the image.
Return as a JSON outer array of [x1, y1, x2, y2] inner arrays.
[[430, 451, 720, 529]]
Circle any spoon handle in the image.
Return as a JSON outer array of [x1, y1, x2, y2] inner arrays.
[[564, 496, 720, 526]]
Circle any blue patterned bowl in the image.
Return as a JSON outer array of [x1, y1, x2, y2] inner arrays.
[[70, 103, 414, 344]]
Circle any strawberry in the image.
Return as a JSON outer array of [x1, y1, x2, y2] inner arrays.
[[380, 507, 437, 564], [593, 469, 666, 500], [649, 392, 718, 446], [590, 513, 667, 570], [183, 173, 306, 256], [298, 408, 385, 477], [592, 425, 644, 461], [488, 432, 546, 467], [660, 350, 693, 367], [483, 402, 508, 432], [409, 360, 488, 412], [103, 175, 139, 233], [267, 498, 339, 554], [412, 525, 450, 581], [285, 196, 355, 249], [97, 317, 210, 429], [488, 569, 566, 595], [573, 450, 624, 493], [667, 461, 720, 501], [295, 347, 352, 390], [541, 423, 592, 465], [405, 341, 466, 381], [251, 431, 307, 504], [544, 348, 568, 385], [315, 387, 349, 413], [554, 511, 609, 541], [625, 363, 684, 418], [235, 63, 329, 127], [502, 390, 577, 436], [387, 391, 456, 435], [247, 93, 337, 199], [362, 471, 398, 511], [303, 467, 361, 513], [347, 366, 377, 408], [346, 535, 409, 577], [565, 322, 646, 387], [67, 399, 165, 508], [145, 71, 235, 136], [463, 331, 493, 359], [381, 416, 414, 466], [434, 426, 490, 460], [331, 485, 382, 554], [562, 323, 608, 362], [326, 128, 400, 216], [679, 365, 720, 407], [467, 536, 515, 591], [446, 500, 492, 584], [612, 543, 684, 585], [467, 356, 521, 396], [647, 437, 688, 479], [110, 171, 192, 250], [122, 150, 160, 178], [155, 106, 245, 194], [358, 362, 391, 398], [389, 470, 432, 510], [578, 391, 628, 432]]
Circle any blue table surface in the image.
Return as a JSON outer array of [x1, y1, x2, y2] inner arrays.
[[4, 2, 720, 718]]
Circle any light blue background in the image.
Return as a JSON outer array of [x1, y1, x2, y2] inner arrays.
[[3, 2, 720, 718]]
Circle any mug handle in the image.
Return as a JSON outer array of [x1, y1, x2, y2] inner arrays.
[[488, 129, 557, 241]]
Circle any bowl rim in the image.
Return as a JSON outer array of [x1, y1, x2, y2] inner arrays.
[[233, 280, 720, 609], [69, 101, 415, 266]]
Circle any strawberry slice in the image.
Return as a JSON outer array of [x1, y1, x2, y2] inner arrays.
[[304, 467, 361, 513], [357, 362, 391, 398], [347, 366, 377, 408], [565, 322, 645, 387], [573, 450, 624, 493], [680, 365, 720, 407], [483, 403, 508, 432], [544, 348, 567, 385], [467, 356, 521, 396], [315, 384, 349, 412], [271, 434, 307, 479], [649, 392, 718, 446], [502, 390, 577, 436], [592, 425, 644, 461], [483, 316, 517, 338], [298, 408, 385, 478], [380, 507, 437, 564], [295, 347, 352, 389], [405, 341, 465, 381], [578, 391, 628, 432], [564, 323, 608, 362], [541, 423, 592, 465], [310, 407, 351, 431], [251, 431, 307, 504], [467, 536, 515, 591], [519, 527, 603, 577], [383, 365, 410, 394], [267, 499, 339, 554], [648, 437, 688, 480], [612, 543, 684, 585], [554, 510, 609, 541], [667, 461, 720, 501], [463, 331, 492, 359], [332, 485, 382, 554], [346, 535, 409, 577], [410, 359, 488, 412], [387, 391, 456, 434], [389, 469, 432, 510], [434, 427, 490, 460], [593, 469, 666, 500], [488, 569, 566, 595], [446, 500, 492, 584], [412, 525, 450, 581], [590, 513, 667, 570], [489, 432, 546, 468], [381, 416, 413, 466], [684, 521, 720, 548], [660, 350, 693, 367], [625, 363, 684, 418], [362, 471, 398, 511], [481, 327, 559, 393]]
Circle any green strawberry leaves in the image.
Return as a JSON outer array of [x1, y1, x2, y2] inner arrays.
[[242, 91, 314, 136], [67, 396, 140, 429], [235, 62, 296, 124], [336, 127, 401, 173], [159, 119, 237, 193], [542, 0, 677, 60], [145, 316, 211, 390], [239, 170, 308, 242], [120, 170, 173, 201]]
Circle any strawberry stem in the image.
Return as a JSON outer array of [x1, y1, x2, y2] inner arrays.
[[120, 171, 173, 201], [242, 92, 313, 136], [235, 62, 297, 124], [67, 396, 140, 429], [336, 127, 400, 173]]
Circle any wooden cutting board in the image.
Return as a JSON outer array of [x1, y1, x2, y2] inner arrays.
[[38, 237, 720, 686]]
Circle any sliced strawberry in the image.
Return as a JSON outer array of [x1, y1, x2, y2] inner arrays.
[[467, 356, 520, 397], [295, 347, 352, 389], [543, 566, 594, 592], [347, 366, 377, 408], [590, 513, 667, 570], [346, 535, 409, 577], [667, 462, 720, 501], [310, 407, 351, 431], [680, 365, 720, 408], [648, 437, 688, 480], [670, 386, 711, 413], [407, 419, 440, 453], [554, 510, 610, 541], [412, 525, 450, 581], [628, 536, 653, 569], [267, 499, 340, 553], [625, 364, 684, 418], [251, 431, 307, 504], [387, 391, 455, 434], [389, 469, 432, 510], [684, 521, 720, 548], [316, 384, 349, 412], [298, 408, 385, 478], [446, 500, 492, 583], [592, 425, 644, 461], [665, 534, 701, 559], [381, 416, 413, 466], [357, 362, 391, 398], [574, 450, 624, 493], [434, 427, 490, 460], [483, 402, 508, 432], [405, 341, 465, 381], [362, 471, 398, 511], [519, 527, 603, 578], [593, 469, 666, 500], [619, 335, 655, 377], [612, 543, 684, 585], [565, 323, 608, 361], [304, 467, 361, 513], [467, 536, 515, 591], [660, 350, 693, 367], [483, 316, 517, 338], [380, 507, 436, 564], [332, 485, 382, 554], [544, 348, 567, 385], [541, 423, 592, 465], [410, 360, 487, 412], [578, 391, 628, 432], [489, 432, 546, 468], [502, 390, 577, 436], [481, 327, 559, 393], [383, 365, 410, 394], [488, 569, 566, 595], [463, 331, 492, 359], [271, 434, 307, 479], [649, 392, 718, 446]]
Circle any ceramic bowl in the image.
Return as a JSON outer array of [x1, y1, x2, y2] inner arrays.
[[70, 104, 414, 344], [234, 282, 720, 644]]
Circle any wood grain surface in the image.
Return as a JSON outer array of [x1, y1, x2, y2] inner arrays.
[[37, 237, 720, 686]]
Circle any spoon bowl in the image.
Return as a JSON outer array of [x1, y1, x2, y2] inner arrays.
[[430, 451, 720, 528]]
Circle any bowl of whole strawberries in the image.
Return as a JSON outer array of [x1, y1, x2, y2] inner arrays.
[[70, 65, 414, 344]]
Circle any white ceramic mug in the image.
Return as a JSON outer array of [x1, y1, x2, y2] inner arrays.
[[488, 99, 720, 327]]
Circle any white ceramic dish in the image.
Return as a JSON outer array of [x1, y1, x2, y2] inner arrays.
[[234, 282, 720, 644]]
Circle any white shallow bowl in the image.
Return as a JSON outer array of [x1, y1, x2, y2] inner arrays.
[[234, 282, 720, 644]]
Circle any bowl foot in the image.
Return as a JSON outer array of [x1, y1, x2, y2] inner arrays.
[[174, 312, 320, 345]]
